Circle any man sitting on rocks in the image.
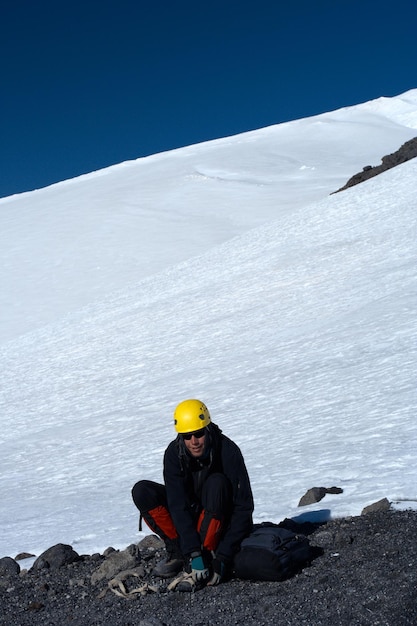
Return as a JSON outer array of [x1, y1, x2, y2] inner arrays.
[[132, 399, 254, 590]]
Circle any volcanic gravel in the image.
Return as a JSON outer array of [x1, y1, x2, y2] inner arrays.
[[1, 509, 416, 626]]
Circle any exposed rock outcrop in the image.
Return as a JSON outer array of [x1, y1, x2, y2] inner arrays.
[[333, 136, 417, 193]]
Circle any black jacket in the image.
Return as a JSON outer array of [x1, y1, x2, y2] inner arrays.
[[163, 423, 254, 562]]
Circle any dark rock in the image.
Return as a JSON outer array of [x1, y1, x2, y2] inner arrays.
[[26, 600, 45, 611], [299, 487, 327, 506], [0, 556, 20, 577], [333, 136, 417, 193], [138, 535, 164, 551], [298, 486, 343, 506], [361, 497, 391, 515], [125, 543, 141, 559], [325, 486, 343, 495], [31, 543, 79, 571], [91, 544, 142, 584], [15, 553, 35, 561]]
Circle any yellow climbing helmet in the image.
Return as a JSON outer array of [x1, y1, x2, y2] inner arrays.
[[173, 399, 211, 433]]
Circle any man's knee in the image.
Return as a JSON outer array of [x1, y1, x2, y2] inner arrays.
[[202, 473, 231, 512], [205, 472, 230, 491], [131, 480, 177, 541], [132, 479, 163, 512]]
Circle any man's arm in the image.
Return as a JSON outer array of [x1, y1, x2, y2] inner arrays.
[[215, 440, 254, 562]]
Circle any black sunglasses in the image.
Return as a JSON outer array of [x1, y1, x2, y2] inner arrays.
[[182, 428, 206, 440]]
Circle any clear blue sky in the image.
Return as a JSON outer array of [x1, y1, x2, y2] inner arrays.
[[1, 0, 416, 198]]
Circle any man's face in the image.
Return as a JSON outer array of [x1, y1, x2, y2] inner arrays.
[[182, 428, 206, 458]]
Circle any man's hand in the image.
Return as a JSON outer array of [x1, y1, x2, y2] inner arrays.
[[207, 557, 225, 586], [190, 552, 209, 582]]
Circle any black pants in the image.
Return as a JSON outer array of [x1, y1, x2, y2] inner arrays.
[[132, 472, 231, 553]]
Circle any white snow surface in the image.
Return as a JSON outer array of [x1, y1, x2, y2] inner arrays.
[[0, 90, 417, 560]]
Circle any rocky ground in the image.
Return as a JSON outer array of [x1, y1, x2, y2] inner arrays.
[[1, 509, 416, 626], [333, 136, 417, 193]]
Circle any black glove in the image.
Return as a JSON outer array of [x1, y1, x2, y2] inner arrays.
[[207, 557, 225, 586]]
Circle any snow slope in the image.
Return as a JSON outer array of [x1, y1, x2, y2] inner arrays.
[[1, 89, 417, 342], [0, 90, 416, 560]]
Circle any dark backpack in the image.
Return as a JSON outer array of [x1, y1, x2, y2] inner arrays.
[[233, 523, 313, 582]]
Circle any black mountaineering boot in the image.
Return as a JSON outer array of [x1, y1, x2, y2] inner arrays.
[[153, 538, 184, 578]]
